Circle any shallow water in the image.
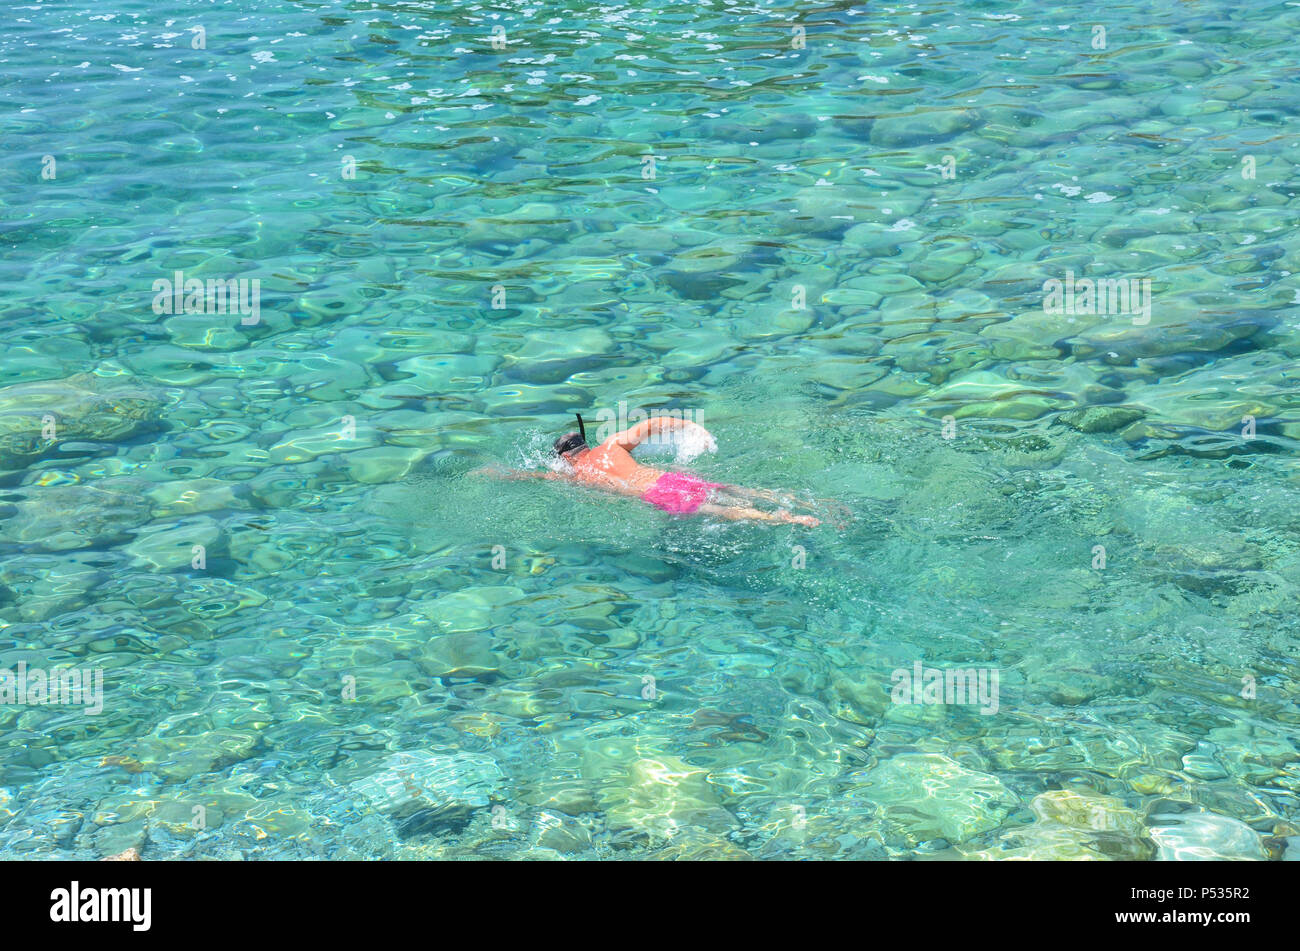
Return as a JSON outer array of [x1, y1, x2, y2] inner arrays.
[[0, 0, 1298, 859]]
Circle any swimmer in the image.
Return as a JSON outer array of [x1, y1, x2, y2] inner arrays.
[[476, 414, 822, 525]]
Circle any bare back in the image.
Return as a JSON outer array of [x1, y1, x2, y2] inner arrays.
[[567, 441, 663, 496]]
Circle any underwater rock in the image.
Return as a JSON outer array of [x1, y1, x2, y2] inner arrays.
[[100, 847, 141, 861], [0, 372, 165, 474], [731, 302, 816, 342], [808, 357, 890, 396], [510, 328, 616, 376], [942, 787, 1149, 860], [413, 585, 524, 634], [975, 105, 1052, 148], [1073, 310, 1263, 365], [958, 824, 1116, 861], [840, 222, 920, 257], [144, 799, 222, 840], [640, 830, 753, 861], [1123, 770, 1183, 797], [1058, 405, 1145, 434], [927, 370, 1032, 405], [666, 242, 746, 275], [849, 752, 1017, 844], [862, 272, 925, 297], [910, 240, 979, 286], [820, 280, 885, 311], [124, 515, 223, 570], [520, 780, 601, 818], [1147, 811, 1267, 861], [335, 445, 429, 484], [146, 477, 248, 518], [531, 810, 593, 854], [2, 484, 153, 552], [1154, 536, 1265, 574], [238, 801, 315, 838], [93, 782, 258, 851], [1205, 726, 1298, 771], [710, 114, 815, 145], [1181, 742, 1228, 781], [1020, 647, 1123, 707], [132, 729, 259, 781], [346, 750, 505, 820], [600, 755, 738, 843], [1030, 789, 1143, 836], [649, 327, 735, 370], [450, 712, 506, 739], [88, 818, 149, 859], [416, 632, 502, 678], [868, 108, 982, 147], [0, 553, 106, 623], [830, 673, 891, 725], [391, 351, 502, 392]]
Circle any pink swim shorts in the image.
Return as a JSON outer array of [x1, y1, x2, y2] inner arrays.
[[642, 472, 726, 514]]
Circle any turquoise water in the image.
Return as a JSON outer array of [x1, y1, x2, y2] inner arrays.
[[1, 0, 1298, 859]]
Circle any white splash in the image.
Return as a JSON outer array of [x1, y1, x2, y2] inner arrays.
[[672, 428, 718, 464]]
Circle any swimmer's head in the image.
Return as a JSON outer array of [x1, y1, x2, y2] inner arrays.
[[554, 412, 589, 459], [553, 432, 587, 458]]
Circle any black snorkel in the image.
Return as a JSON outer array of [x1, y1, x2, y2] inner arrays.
[[553, 413, 590, 458]]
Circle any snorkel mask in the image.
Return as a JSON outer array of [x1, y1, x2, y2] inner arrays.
[[553, 413, 588, 457]]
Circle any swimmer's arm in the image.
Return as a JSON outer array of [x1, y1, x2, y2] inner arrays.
[[610, 416, 712, 451], [469, 466, 564, 480]]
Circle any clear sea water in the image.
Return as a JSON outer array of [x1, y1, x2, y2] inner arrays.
[[1, 0, 1298, 859]]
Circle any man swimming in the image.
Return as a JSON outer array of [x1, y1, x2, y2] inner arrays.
[[480, 414, 820, 525]]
